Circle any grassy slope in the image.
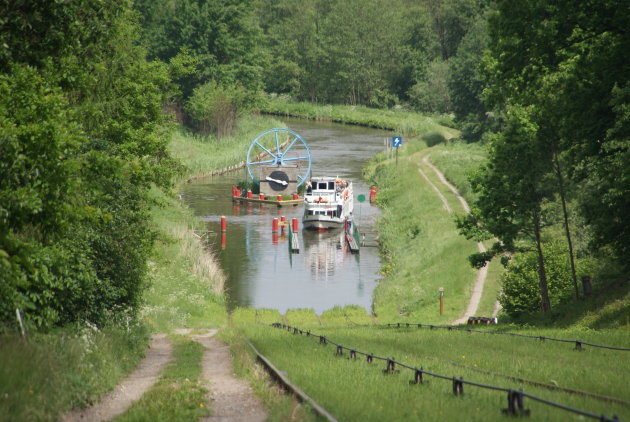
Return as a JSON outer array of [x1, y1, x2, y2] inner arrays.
[[0, 326, 148, 422], [142, 187, 227, 332], [370, 151, 477, 322], [263, 96, 458, 138], [233, 307, 630, 421], [168, 114, 288, 178]]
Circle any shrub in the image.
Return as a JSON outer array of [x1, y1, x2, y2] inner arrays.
[[499, 241, 581, 318]]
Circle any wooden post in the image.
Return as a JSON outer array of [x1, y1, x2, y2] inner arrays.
[[439, 287, 444, 315]]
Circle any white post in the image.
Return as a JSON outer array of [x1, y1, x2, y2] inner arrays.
[[16, 309, 25, 337]]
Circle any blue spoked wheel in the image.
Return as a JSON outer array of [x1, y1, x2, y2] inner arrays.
[[246, 128, 312, 187]]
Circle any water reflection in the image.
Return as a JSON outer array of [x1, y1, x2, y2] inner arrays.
[[180, 118, 388, 313]]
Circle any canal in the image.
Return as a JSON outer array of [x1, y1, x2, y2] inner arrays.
[[180, 118, 390, 314]]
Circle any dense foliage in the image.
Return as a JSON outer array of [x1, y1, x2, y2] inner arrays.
[[460, 0, 630, 317], [1, 0, 628, 329], [0, 0, 175, 329], [255, 0, 487, 111]]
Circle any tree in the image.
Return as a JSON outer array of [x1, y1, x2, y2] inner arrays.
[[484, 0, 630, 270], [0, 0, 175, 328], [135, 0, 266, 100], [460, 106, 555, 313], [447, 13, 495, 141]]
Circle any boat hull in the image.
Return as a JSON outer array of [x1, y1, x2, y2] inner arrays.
[[303, 216, 345, 230]]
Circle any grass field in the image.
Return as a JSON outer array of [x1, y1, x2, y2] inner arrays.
[[230, 306, 630, 422]]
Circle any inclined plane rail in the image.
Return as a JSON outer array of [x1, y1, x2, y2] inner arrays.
[[384, 322, 630, 352], [270, 323, 622, 421]]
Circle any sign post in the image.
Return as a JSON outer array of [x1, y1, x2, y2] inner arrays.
[[392, 136, 402, 165]]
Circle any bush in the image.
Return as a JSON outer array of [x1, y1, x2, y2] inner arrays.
[[421, 131, 446, 147], [499, 241, 581, 318], [186, 81, 263, 138]]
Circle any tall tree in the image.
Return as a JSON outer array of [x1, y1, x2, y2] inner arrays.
[[136, 0, 266, 100], [460, 106, 555, 313], [485, 0, 630, 267], [0, 0, 174, 328]]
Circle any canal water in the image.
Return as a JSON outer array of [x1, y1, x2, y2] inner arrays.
[[180, 118, 391, 314]]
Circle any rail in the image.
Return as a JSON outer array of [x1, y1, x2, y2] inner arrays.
[[245, 339, 339, 422], [270, 323, 622, 421], [384, 322, 630, 352]]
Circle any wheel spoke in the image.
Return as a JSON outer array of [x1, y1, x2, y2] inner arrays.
[[282, 156, 309, 162], [247, 128, 311, 187], [253, 141, 275, 159], [274, 130, 281, 156], [247, 159, 275, 166], [283, 136, 300, 154]]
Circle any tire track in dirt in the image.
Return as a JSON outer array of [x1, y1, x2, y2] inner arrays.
[[192, 331, 267, 422], [60, 334, 172, 422], [419, 155, 493, 325]]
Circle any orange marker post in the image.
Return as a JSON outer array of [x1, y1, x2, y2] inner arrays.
[[292, 218, 299, 232], [220, 216, 227, 232], [272, 217, 279, 233]]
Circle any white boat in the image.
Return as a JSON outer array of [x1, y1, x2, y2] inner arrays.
[[303, 177, 353, 230]]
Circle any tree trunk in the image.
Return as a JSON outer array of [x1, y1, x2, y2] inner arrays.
[[553, 154, 579, 299], [533, 216, 552, 313]]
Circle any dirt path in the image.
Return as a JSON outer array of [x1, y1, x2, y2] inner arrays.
[[192, 331, 267, 422], [61, 334, 172, 422], [419, 155, 491, 325]]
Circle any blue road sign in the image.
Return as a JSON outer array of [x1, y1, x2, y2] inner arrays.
[[392, 136, 403, 148]]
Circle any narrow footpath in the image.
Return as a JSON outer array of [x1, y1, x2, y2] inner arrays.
[[193, 331, 267, 422], [418, 154, 495, 324], [61, 334, 173, 422]]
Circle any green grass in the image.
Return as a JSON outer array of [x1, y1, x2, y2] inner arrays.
[[238, 322, 630, 422], [426, 141, 489, 204], [262, 96, 459, 139], [113, 335, 209, 422], [369, 144, 478, 322], [0, 326, 148, 422], [142, 187, 227, 332], [168, 114, 288, 178]]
